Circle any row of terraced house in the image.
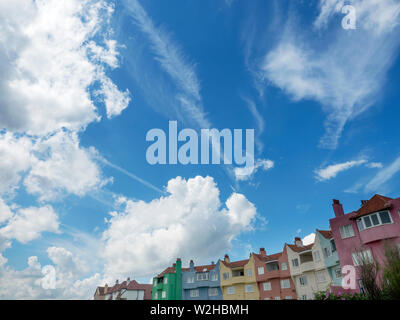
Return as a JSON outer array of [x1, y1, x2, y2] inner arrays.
[[94, 194, 400, 300]]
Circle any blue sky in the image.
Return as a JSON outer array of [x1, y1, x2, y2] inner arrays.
[[1, 0, 400, 299]]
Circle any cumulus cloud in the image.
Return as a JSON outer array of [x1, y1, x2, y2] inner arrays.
[[0, 0, 130, 135], [0, 205, 60, 243], [0, 248, 103, 299], [302, 233, 316, 246], [234, 159, 274, 181], [24, 131, 107, 202], [260, 0, 400, 149], [0, 133, 33, 195], [102, 176, 257, 279]]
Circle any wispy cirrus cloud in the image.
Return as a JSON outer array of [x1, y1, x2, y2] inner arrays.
[[122, 0, 210, 129], [365, 155, 400, 192], [255, 0, 400, 149], [315, 159, 367, 181]]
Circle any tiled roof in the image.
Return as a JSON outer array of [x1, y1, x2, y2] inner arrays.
[[287, 243, 314, 253], [221, 258, 248, 268], [193, 264, 216, 272], [95, 286, 105, 296], [254, 252, 282, 262], [351, 194, 393, 219], [317, 229, 332, 239]]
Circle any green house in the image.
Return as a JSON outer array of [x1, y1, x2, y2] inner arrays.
[[152, 258, 182, 300]]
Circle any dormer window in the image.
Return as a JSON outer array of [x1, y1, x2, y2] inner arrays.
[[357, 211, 393, 231]]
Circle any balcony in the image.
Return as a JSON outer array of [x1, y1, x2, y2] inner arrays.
[[300, 261, 315, 273]]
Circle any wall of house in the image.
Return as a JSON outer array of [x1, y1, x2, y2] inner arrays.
[[330, 200, 400, 293], [182, 263, 222, 300], [219, 257, 259, 300]]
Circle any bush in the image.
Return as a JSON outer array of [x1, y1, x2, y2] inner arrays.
[[382, 244, 400, 300], [314, 290, 366, 300]]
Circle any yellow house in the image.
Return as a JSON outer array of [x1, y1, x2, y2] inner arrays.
[[219, 254, 259, 300]]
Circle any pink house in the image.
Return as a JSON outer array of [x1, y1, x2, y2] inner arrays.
[[329, 194, 400, 293]]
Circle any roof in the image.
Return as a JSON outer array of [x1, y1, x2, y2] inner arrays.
[[351, 194, 393, 219], [317, 229, 332, 239], [253, 252, 282, 262], [287, 243, 314, 253], [221, 258, 249, 268], [95, 286, 105, 296], [193, 264, 216, 272]]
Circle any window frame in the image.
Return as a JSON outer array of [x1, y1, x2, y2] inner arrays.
[[339, 224, 355, 239], [292, 258, 299, 267], [190, 289, 200, 298], [227, 286, 235, 295], [357, 211, 393, 231], [257, 266, 265, 275], [313, 250, 321, 262], [281, 262, 287, 271], [245, 284, 254, 293], [299, 275, 307, 286], [352, 249, 373, 266], [208, 288, 218, 297], [263, 282, 272, 291], [280, 279, 290, 289]]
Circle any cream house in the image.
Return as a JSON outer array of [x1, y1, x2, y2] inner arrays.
[[286, 233, 332, 300]]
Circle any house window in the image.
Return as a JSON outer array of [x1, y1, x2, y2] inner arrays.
[[162, 291, 166, 298], [153, 279, 157, 286], [164, 277, 168, 284], [285, 296, 293, 300], [223, 272, 230, 280], [263, 282, 272, 291], [339, 224, 355, 239], [358, 280, 365, 295], [246, 269, 252, 277], [316, 271, 326, 283], [154, 292, 158, 299], [208, 288, 218, 297], [334, 267, 342, 279], [299, 276, 307, 286], [275, 297, 281, 300], [211, 273, 218, 281], [280, 279, 290, 289], [292, 258, 299, 267], [357, 211, 393, 231], [227, 286, 235, 295], [352, 250, 373, 266], [187, 276, 194, 283], [245, 284, 254, 293], [330, 239, 337, 252], [258, 267, 264, 275], [281, 262, 287, 270], [324, 247, 332, 257], [301, 295, 307, 300], [196, 272, 209, 281], [313, 251, 321, 262], [190, 289, 199, 298]]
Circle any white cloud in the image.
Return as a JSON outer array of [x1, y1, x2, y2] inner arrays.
[[0, 0, 130, 135], [0, 198, 13, 224], [0, 205, 59, 243], [365, 162, 383, 169], [365, 155, 400, 192], [315, 159, 367, 181], [102, 176, 257, 279], [234, 159, 274, 181], [0, 133, 33, 195], [260, 0, 400, 149], [123, 0, 209, 129], [24, 131, 107, 202], [302, 233, 316, 246], [0, 249, 103, 299]]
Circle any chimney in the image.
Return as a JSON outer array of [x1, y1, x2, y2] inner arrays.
[[189, 260, 194, 271], [259, 248, 267, 257], [126, 277, 130, 285], [104, 283, 108, 294], [115, 279, 119, 285], [295, 237, 303, 247], [211, 261, 215, 265], [361, 200, 368, 206], [332, 199, 344, 217], [224, 254, 230, 264]]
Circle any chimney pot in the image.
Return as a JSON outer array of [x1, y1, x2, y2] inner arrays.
[[224, 254, 230, 264], [332, 199, 345, 217], [259, 248, 267, 257]]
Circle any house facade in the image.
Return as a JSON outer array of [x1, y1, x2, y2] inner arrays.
[[219, 254, 259, 300], [252, 248, 297, 300], [181, 260, 222, 300], [315, 229, 343, 288], [329, 195, 400, 293], [286, 235, 332, 300], [152, 258, 183, 300]]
